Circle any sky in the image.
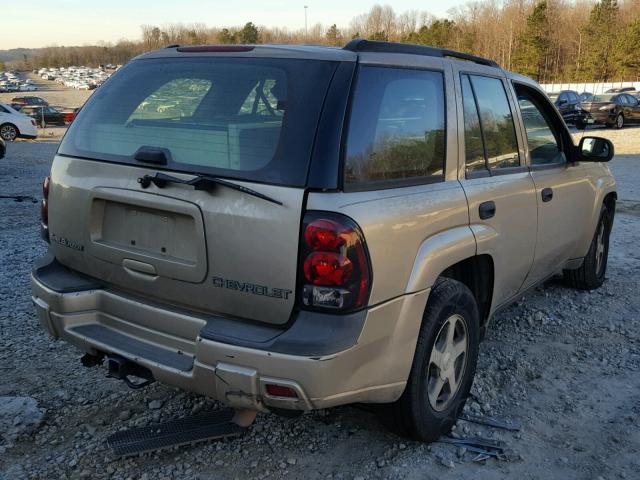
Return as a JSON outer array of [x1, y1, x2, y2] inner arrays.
[[1, 0, 465, 50]]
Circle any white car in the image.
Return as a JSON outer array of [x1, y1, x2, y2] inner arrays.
[[19, 84, 37, 92], [0, 104, 38, 141]]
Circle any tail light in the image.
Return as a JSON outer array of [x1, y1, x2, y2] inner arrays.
[[300, 212, 371, 311], [41, 176, 50, 226]]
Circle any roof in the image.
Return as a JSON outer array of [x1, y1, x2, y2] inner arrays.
[[136, 44, 358, 62], [135, 39, 501, 69]]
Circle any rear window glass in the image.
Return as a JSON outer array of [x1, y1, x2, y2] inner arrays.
[[344, 66, 445, 187], [58, 57, 338, 187], [592, 94, 615, 102]]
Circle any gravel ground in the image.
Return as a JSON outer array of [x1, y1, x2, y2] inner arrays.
[[1, 129, 639, 480]]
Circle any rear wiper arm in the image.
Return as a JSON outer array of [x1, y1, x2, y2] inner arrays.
[[137, 172, 283, 206]]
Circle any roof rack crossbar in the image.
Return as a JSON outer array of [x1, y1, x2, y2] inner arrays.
[[343, 38, 499, 68]]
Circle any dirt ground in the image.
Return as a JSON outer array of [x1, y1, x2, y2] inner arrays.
[[0, 109, 639, 478]]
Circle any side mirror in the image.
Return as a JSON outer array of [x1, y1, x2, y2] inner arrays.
[[557, 99, 567, 106], [577, 136, 614, 162]]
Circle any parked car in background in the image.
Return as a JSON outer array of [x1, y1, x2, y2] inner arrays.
[[581, 93, 640, 128], [20, 105, 66, 127], [579, 92, 594, 102], [0, 137, 5, 159], [547, 90, 584, 124], [62, 107, 81, 124], [19, 84, 37, 92], [605, 87, 637, 94], [10, 96, 49, 111], [0, 103, 38, 141]]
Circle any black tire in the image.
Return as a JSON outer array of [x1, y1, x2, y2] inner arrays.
[[0, 123, 18, 141], [575, 118, 586, 130], [564, 203, 612, 290], [383, 278, 480, 442], [614, 113, 624, 129]]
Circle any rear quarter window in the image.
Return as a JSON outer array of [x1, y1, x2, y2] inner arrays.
[[344, 66, 446, 188]]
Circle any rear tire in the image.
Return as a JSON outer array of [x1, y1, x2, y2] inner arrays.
[[0, 123, 18, 141], [614, 113, 624, 129], [564, 204, 612, 290], [383, 278, 480, 442]]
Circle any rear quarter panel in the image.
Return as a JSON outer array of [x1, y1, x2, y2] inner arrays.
[[305, 182, 470, 305]]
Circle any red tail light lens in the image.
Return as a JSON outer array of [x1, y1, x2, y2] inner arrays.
[[300, 212, 371, 311], [304, 252, 353, 285]]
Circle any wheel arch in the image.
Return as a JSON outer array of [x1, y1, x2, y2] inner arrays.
[[574, 180, 616, 258], [404, 225, 494, 329], [439, 254, 494, 330]]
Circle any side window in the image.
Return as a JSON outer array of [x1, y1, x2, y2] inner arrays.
[[616, 95, 626, 105], [514, 83, 566, 166], [0, 105, 7, 113], [461, 74, 520, 172], [625, 94, 638, 106], [461, 75, 486, 172], [344, 66, 446, 186]]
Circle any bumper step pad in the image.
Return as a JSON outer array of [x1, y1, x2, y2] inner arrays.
[[107, 409, 245, 457]]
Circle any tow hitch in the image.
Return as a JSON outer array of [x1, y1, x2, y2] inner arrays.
[[81, 352, 155, 390], [107, 354, 155, 389]]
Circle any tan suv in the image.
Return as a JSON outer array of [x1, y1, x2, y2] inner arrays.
[[31, 39, 617, 441]]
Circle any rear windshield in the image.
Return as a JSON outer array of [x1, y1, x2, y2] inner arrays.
[[592, 94, 616, 102], [58, 57, 338, 187]]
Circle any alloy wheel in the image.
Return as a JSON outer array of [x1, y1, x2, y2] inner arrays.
[[0, 124, 17, 141], [427, 314, 469, 411]]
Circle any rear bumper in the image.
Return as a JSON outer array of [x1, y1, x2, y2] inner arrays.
[[32, 256, 429, 411]]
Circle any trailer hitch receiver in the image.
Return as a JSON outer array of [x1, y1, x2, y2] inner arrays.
[[106, 354, 155, 390]]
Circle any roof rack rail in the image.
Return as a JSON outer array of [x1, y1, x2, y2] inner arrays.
[[343, 38, 499, 68], [164, 44, 180, 49]]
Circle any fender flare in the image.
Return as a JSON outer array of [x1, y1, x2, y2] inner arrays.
[[575, 177, 616, 258], [405, 226, 478, 294]]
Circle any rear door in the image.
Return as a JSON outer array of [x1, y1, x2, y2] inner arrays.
[[454, 66, 537, 306], [49, 55, 341, 325], [623, 94, 640, 121]]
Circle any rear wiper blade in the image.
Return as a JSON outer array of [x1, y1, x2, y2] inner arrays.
[[137, 172, 283, 206]]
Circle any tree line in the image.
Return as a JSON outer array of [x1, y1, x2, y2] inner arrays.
[[10, 0, 640, 83]]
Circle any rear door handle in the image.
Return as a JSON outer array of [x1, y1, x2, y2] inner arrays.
[[478, 201, 496, 219], [541, 187, 553, 202]]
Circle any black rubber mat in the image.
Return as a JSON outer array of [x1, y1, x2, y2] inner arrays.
[[107, 409, 244, 456]]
